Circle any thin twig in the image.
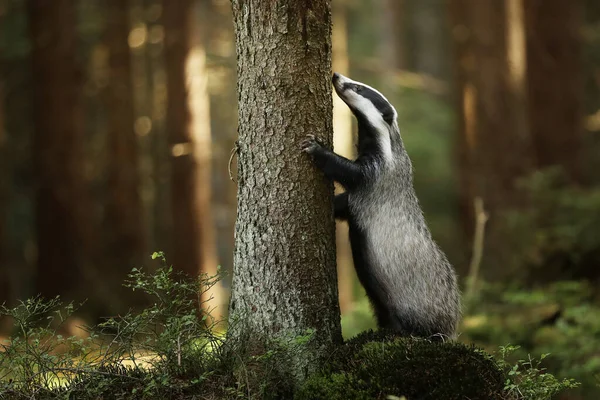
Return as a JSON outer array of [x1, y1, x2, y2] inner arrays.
[[228, 140, 239, 183], [465, 197, 489, 306]]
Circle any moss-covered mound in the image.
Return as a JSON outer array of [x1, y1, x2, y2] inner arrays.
[[296, 330, 510, 400]]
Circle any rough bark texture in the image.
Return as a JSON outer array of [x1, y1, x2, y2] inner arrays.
[[28, 0, 88, 300], [105, 0, 146, 270], [449, 0, 532, 276], [163, 0, 202, 278], [524, 0, 582, 180], [229, 0, 341, 379]]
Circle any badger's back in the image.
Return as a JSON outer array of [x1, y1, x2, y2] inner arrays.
[[348, 163, 460, 338]]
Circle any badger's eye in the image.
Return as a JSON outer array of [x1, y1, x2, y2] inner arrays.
[[354, 85, 363, 93]]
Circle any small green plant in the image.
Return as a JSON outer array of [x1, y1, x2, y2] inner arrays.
[[496, 345, 579, 400], [96, 251, 223, 373], [0, 296, 97, 396], [0, 252, 232, 399]]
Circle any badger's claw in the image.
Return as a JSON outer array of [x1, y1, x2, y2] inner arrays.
[[300, 134, 322, 154]]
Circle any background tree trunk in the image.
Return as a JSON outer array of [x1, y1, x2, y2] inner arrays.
[[28, 0, 88, 300], [413, 0, 445, 78], [449, 0, 532, 276], [202, 0, 237, 296], [332, 0, 355, 315], [163, 0, 203, 278], [0, 61, 6, 306], [105, 0, 146, 276], [379, 0, 406, 73], [229, 0, 342, 380], [187, 0, 224, 318], [524, 0, 582, 180]]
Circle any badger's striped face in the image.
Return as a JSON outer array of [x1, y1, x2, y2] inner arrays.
[[332, 72, 398, 161], [332, 73, 397, 125]]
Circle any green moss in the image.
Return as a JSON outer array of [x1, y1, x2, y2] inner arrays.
[[297, 330, 509, 400]]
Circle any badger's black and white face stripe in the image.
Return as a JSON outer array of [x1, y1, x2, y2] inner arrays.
[[332, 73, 398, 163]]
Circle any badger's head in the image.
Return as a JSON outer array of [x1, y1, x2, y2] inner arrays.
[[332, 73, 399, 161], [332, 72, 397, 127]]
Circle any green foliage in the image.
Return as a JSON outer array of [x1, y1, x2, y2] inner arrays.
[[0, 296, 97, 395], [463, 281, 599, 399], [296, 330, 508, 400], [496, 345, 579, 400], [96, 250, 223, 374], [0, 252, 235, 400], [505, 168, 600, 281]]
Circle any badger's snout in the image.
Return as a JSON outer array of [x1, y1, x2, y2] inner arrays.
[[332, 72, 347, 94]]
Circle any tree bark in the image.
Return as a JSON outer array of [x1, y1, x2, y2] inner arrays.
[[229, 0, 342, 380], [105, 0, 146, 271], [524, 0, 582, 180], [28, 0, 88, 300]]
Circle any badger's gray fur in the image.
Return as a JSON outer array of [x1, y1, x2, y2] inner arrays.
[[301, 73, 461, 339]]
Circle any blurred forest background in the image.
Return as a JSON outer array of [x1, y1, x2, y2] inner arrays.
[[1, 0, 600, 398]]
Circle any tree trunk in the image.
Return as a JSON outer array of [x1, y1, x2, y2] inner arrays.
[[449, 0, 532, 276], [163, 0, 220, 302], [0, 67, 6, 306], [199, 0, 237, 294], [524, 0, 582, 180], [413, 0, 445, 77], [187, 0, 224, 319], [332, 0, 355, 315], [28, 0, 88, 300], [105, 0, 146, 273], [163, 0, 198, 277], [584, 0, 600, 179], [229, 0, 342, 381], [379, 0, 406, 72]]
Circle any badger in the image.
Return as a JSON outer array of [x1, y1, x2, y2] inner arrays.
[[301, 73, 461, 339]]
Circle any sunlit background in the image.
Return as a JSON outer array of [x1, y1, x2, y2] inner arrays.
[[1, 0, 600, 397]]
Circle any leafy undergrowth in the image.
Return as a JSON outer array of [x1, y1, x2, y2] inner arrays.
[[463, 280, 598, 399], [0, 253, 579, 399], [0, 252, 242, 400]]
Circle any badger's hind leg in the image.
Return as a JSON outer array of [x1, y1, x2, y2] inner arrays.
[[372, 304, 394, 330]]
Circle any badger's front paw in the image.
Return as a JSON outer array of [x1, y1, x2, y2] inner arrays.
[[300, 134, 323, 155]]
